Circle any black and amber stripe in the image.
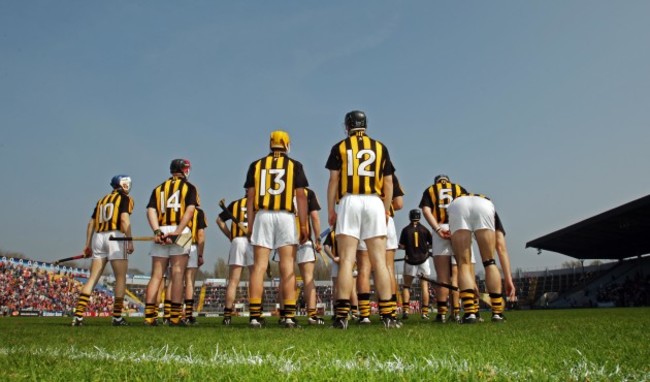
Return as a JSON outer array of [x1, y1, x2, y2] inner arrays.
[[336, 132, 389, 198], [420, 182, 468, 224], [251, 154, 298, 212], [92, 191, 133, 233], [387, 174, 405, 217], [149, 177, 199, 226], [293, 188, 320, 238], [191, 208, 207, 244], [229, 197, 249, 239]]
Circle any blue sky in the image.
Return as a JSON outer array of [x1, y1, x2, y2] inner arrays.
[[1, 1, 649, 275]]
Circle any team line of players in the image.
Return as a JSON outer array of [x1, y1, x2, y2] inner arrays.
[[71, 110, 516, 328]]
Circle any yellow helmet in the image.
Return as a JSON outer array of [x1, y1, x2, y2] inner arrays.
[[270, 130, 290, 152]]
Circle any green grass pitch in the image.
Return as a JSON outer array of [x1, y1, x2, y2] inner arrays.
[[1, 308, 648, 381]]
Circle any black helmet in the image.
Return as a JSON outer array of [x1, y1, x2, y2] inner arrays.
[[344, 110, 367, 131], [170, 158, 191, 177], [409, 209, 421, 221]]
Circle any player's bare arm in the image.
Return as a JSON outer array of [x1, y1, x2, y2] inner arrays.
[[382, 174, 394, 221], [120, 212, 134, 254], [216, 217, 232, 242], [296, 187, 309, 244], [310, 210, 322, 252], [197, 228, 205, 267], [146, 207, 165, 244], [327, 169, 340, 227], [246, 188, 256, 239], [84, 219, 94, 257]]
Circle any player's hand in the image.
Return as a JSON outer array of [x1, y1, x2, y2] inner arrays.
[[439, 229, 451, 240], [505, 279, 516, 301], [314, 240, 322, 252], [299, 226, 309, 245], [126, 242, 134, 255], [83, 247, 93, 258], [198, 255, 204, 267], [333, 256, 340, 264], [154, 229, 165, 244], [328, 210, 337, 227]]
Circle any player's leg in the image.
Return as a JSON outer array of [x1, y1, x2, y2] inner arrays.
[[249, 246, 271, 327], [334, 234, 359, 327], [475, 229, 504, 321], [386, 217, 399, 319], [433, 255, 452, 322], [419, 260, 433, 319], [451, 229, 477, 323], [420, 279, 430, 319], [109, 258, 128, 325], [278, 244, 298, 327], [183, 266, 198, 324], [350, 272, 359, 319], [401, 273, 414, 319], [168, 253, 189, 325], [355, 249, 372, 324], [72, 256, 107, 326], [450, 263, 461, 322], [299, 260, 322, 324], [144, 256, 169, 325], [365, 235, 393, 323], [224, 265, 243, 325], [385, 248, 398, 319]]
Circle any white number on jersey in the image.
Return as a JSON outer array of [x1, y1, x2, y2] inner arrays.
[[260, 169, 286, 196], [438, 188, 453, 209], [346, 149, 376, 177], [99, 203, 115, 223], [160, 190, 181, 214]]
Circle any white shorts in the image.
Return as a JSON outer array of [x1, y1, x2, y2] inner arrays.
[[149, 226, 191, 258], [229, 237, 253, 267], [387, 216, 398, 250], [92, 231, 128, 261], [355, 219, 395, 251], [403, 259, 432, 278], [336, 194, 387, 241], [448, 196, 495, 233], [297, 241, 316, 264], [432, 223, 475, 265], [431, 224, 453, 257], [187, 245, 199, 269], [251, 210, 298, 250]]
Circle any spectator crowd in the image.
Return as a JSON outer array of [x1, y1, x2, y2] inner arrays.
[[0, 260, 114, 316]]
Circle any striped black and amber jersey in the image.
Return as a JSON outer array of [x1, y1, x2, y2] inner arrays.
[[388, 174, 405, 217], [293, 187, 321, 238], [191, 208, 207, 244], [325, 132, 395, 199], [244, 153, 309, 213], [147, 176, 200, 226], [418, 182, 468, 224], [218, 197, 249, 240], [399, 222, 432, 265], [91, 190, 134, 233]]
